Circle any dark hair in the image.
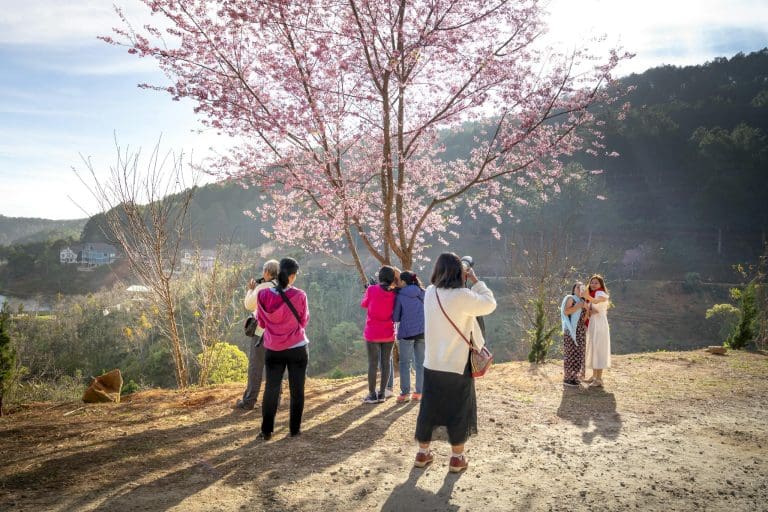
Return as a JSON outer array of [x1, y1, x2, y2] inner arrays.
[[571, 281, 584, 296], [378, 266, 396, 287], [400, 271, 424, 290], [430, 253, 464, 289], [277, 257, 299, 290]]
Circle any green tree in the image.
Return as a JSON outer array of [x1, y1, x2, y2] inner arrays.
[[0, 303, 17, 416], [527, 295, 559, 364]]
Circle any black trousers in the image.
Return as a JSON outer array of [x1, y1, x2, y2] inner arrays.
[[261, 345, 308, 436]]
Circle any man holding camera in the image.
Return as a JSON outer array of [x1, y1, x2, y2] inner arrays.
[[236, 259, 279, 410]]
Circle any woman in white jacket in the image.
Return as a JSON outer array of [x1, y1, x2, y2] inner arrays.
[[583, 274, 611, 388], [413, 253, 497, 473]]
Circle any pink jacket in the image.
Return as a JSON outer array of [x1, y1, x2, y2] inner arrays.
[[360, 284, 396, 342], [257, 287, 309, 351]]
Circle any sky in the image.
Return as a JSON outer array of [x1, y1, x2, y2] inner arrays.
[[1, 0, 767, 220]]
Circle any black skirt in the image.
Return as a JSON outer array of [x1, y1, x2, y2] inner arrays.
[[414, 356, 477, 445]]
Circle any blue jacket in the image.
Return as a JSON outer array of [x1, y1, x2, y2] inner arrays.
[[392, 284, 425, 339]]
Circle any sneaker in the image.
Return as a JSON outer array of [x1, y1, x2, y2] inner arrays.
[[377, 391, 386, 403], [396, 393, 411, 403], [449, 454, 468, 473], [411, 393, 422, 402], [414, 450, 434, 468], [363, 392, 379, 404], [563, 379, 579, 387], [589, 379, 603, 388], [235, 399, 255, 410], [384, 389, 394, 399], [257, 431, 272, 441]]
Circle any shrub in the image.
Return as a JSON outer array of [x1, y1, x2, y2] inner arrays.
[[0, 304, 17, 416], [726, 283, 759, 349], [682, 272, 703, 293], [705, 303, 741, 342], [197, 342, 248, 384], [122, 379, 141, 395], [328, 368, 349, 379]]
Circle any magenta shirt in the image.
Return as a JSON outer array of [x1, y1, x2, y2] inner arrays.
[[360, 284, 396, 342], [257, 287, 309, 351]]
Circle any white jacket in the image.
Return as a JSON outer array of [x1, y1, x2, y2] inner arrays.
[[423, 281, 497, 375], [243, 280, 276, 337]]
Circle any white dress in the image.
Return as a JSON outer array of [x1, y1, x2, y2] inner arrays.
[[585, 291, 611, 369]]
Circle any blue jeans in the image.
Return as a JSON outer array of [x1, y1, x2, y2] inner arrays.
[[398, 338, 425, 394]]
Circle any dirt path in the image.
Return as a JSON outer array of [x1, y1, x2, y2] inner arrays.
[[1, 350, 767, 511]]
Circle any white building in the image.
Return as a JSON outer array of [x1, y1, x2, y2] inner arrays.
[[59, 246, 78, 264], [181, 250, 217, 272]]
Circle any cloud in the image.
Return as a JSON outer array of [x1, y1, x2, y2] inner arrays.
[[0, 1, 153, 47], [545, 0, 768, 75]]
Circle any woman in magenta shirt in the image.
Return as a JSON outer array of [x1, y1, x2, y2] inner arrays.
[[361, 265, 398, 403], [257, 257, 309, 439]]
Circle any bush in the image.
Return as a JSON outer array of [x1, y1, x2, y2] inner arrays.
[[197, 342, 248, 384], [328, 368, 349, 379], [0, 303, 17, 416], [726, 283, 759, 349], [705, 303, 741, 342], [682, 272, 703, 293], [122, 379, 141, 395]]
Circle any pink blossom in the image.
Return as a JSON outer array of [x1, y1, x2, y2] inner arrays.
[[107, 0, 629, 280]]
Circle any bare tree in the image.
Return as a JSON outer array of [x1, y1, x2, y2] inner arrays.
[[75, 139, 197, 388], [184, 244, 248, 386]]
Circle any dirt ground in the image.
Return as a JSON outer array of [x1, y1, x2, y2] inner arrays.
[[1, 349, 767, 512]]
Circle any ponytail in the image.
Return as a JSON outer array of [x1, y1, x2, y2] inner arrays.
[[276, 257, 300, 290]]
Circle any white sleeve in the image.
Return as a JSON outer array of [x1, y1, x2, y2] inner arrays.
[[244, 288, 258, 311], [464, 281, 497, 316]]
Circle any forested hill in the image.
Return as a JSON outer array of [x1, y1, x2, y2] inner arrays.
[[0, 215, 85, 246], [79, 181, 269, 248], [582, 48, 768, 235]]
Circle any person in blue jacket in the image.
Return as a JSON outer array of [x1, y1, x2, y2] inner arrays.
[[392, 271, 426, 402]]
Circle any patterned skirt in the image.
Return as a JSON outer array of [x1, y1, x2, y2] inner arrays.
[[563, 316, 586, 381]]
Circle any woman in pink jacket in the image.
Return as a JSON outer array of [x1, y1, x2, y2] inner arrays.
[[361, 265, 398, 404]]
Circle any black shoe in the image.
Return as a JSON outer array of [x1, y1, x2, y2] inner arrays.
[[257, 431, 272, 441], [563, 379, 579, 387], [290, 431, 301, 438], [236, 399, 256, 410], [363, 392, 379, 404]]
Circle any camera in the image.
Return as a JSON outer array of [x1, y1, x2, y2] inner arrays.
[[460, 255, 474, 270]]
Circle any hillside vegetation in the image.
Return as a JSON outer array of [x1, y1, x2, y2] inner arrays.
[[0, 350, 766, 511], [0, 215, 85, 247]]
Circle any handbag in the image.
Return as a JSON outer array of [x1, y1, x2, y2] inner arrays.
[[244, 313, 258, 337], [435, 290, 493, 378]]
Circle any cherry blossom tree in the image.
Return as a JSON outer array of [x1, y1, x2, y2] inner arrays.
[[104, 0, 631, 283]]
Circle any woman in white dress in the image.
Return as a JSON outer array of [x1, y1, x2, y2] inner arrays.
[[583, 274, 611, 387]]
